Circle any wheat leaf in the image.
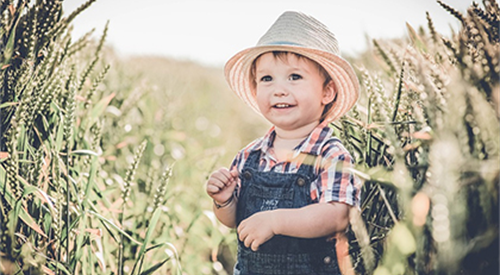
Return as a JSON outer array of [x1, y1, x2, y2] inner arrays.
[[55, 116, 65, 152], [88, 210, 142, 245], [70, 149, 98, 156], [2, 4, 24, 67], [406, 22, 428, 52], [131, 208, 162, 274], [48, 261, 72, 275], [139, 258, 171, 275], [392, 63, 405, 122], [90, 92, 115, 124], [10, 186, 48, 237], [0, 102, 18, 109], [83, 155, 98, 203]]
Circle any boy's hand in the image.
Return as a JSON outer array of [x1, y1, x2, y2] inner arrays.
[[237, 211, 278, 251], [206, 168, 238, 205]]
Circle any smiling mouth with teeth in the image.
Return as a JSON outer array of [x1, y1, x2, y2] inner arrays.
[[274, 103, 294, 108]]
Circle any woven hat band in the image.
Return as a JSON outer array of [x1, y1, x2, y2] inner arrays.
[[257, 11, 340, 55]]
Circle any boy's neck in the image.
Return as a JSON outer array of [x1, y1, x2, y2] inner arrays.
[[272, 121, 320, 159], [274, 121, 320, 141]]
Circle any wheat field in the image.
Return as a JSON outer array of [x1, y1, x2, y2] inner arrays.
[[0, 0, 498, 274]]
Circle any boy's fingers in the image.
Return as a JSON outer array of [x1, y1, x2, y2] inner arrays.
[[230, 169, 239, 179], [237, 222, 245, 238], [250, 241, 260, 252], [218, 167, 232, 178], [211, 170, 232, 185], [207, 177, 225, 190], [206, 184, 220, 194], [226, 177, 238, 189], [238, 225, 258, 251], [245, 238, 252, 249]]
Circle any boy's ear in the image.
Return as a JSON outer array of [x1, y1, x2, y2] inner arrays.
[[322, 81, 336, 105]]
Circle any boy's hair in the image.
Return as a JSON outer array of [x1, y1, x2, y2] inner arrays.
[[249, 51, 336, 122]]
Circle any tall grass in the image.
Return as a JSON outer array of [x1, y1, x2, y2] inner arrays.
[[338, 1, 499, 274], [0, 1, 191, 274]]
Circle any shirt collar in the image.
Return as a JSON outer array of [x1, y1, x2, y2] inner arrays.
[[251, 126, 275, 153], [251, 121, 334, 156]]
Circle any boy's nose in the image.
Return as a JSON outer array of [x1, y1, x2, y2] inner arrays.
[[273, 85, 288, 97], [274, 90, 287, 97]]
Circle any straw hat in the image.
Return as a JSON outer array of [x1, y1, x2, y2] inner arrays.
[[224, 11, 359, 122]]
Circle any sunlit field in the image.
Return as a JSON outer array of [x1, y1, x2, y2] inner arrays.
[[1, 1, 498, 274]]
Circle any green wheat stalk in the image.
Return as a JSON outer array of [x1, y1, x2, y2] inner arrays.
[[119, 140, 147, 275], [153, 166, 173, 211], [64, 0, 98, 26], [373, 39, 397, 75], [5, 116, 22, 201], [67, 28, 95, 57], [84, 64, 110, 109]]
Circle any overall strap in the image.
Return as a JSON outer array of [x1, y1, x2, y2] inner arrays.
[[243, 150, 261, 171]]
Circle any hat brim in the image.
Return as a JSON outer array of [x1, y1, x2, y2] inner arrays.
[[224, 45, 359, 122]]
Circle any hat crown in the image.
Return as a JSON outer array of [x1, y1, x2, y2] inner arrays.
[[257, 11, 340, 55]]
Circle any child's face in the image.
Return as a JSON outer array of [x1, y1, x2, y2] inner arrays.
[[254, 52, 335, 132]]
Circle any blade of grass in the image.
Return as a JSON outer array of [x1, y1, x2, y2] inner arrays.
[[83, 155, 98, 203], [48, 259, 72, 275], [1, 3, 24, 67], [139, 258, 171, 275], [72, 213, 87, 270], [391, 63, 405, 122], [135, 242, 181, 275], [55, 115, 65, 152], [70, 149, 99, 157], [89, 92, 115, 124], [131, 207, 162, 275], [0, 102, 19, 109], [366, 97, 373, 166], [406, 22, 428, 53], [0, 166, 47, 237], [87, 210, 142, 245]]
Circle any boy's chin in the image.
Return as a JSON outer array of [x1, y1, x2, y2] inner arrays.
[[272, 120, 321, 132]]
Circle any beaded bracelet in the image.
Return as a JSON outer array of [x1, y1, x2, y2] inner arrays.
[[213, 195, 234, 209]]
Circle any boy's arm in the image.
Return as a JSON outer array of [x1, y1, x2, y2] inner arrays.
[[237, 202, 350, 251], [213, 196, 238, 228], [273, 201, 350, 237], [206, 167, 239, 228]]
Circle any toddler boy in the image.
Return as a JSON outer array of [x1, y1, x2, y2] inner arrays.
[[206, 11, 361, 275]]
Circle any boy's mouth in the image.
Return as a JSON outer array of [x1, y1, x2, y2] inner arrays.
[[273, 103, 295, 109]]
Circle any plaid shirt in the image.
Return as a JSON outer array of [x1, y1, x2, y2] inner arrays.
[[230, 123, 361, 206]]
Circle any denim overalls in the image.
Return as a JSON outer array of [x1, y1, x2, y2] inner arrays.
[[234, 150, 340, 275]]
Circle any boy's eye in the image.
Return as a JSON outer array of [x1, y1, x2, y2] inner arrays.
[[260, 75, 272, 82], [289, 74, 302, 80]]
